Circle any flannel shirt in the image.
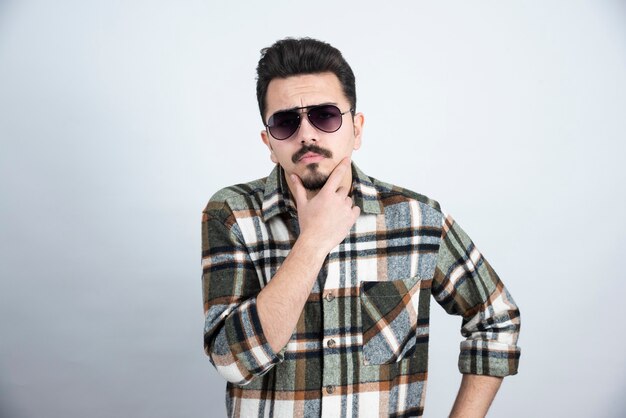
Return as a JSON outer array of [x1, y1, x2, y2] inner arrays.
[[201, 163, 521, 418]]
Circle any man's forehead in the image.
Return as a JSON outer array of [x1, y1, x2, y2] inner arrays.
[[265, 72, 347, 113]]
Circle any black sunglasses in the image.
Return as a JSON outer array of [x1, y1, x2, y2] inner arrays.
[[265, 104, 354, 140]]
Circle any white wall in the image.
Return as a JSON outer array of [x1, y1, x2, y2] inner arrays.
[[1, 1, 625, 417]]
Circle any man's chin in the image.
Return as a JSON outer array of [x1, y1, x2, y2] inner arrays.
[[293, 162, 327, 191], [301, 172, 329, 191]]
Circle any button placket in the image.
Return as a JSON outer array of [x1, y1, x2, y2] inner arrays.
[[321, 247, 341, 413]]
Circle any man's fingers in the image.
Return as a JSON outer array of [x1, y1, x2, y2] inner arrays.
[[336, 186, 350, 196], [290, 174, 308, 206], [324, 157, 351, 192]]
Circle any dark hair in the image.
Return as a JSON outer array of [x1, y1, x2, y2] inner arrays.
[[256, 37, 356, 123]]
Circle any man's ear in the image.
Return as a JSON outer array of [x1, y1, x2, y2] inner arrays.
[[352, 112, 365, 150], [261, 130, 278, 164]]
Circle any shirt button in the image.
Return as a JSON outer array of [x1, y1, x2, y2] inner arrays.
[[326, 385, 335, 394], [325, 292, 335, 302], [327, 339, 336, 348]]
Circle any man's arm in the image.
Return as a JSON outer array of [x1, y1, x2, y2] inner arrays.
[[449, 375, 503, 418], [257, 158, 360, 352], [432, 214, 521, 415], [202, 158, 359, 384]]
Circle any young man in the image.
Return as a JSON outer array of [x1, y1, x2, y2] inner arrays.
[[202, 38, 520, 418]]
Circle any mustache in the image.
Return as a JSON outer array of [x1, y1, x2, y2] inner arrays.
[[291, 144, 333, 164]]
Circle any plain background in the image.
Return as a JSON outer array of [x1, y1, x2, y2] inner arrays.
[[1, 1, 625, 417]]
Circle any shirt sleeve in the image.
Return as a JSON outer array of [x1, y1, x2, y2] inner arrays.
[[201, 203, 283, 385], [432, 214, 521, 377]]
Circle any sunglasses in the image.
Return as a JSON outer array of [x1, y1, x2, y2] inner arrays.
[[265, 104, 354, 140]]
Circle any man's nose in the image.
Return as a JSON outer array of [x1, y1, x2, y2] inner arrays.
[[296, 113, 318, 143]]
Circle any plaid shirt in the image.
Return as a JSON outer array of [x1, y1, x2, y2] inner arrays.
[[201, 163, 520, 418]]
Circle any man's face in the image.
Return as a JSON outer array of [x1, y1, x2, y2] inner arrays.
[[261, 72, 364, 192]]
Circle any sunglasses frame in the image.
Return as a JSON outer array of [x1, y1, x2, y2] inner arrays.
[[265, 104, 354, 140]]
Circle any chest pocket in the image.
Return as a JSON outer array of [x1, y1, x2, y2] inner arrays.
[[360, 275, 423, 365]]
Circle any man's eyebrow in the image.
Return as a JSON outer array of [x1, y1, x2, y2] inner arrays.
[[273, 102, 338, 114]]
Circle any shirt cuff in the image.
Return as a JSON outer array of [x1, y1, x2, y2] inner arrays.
[[458, 340, 521, 377], [223, 297, 284, 380]]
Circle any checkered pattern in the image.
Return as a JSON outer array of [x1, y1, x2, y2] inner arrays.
[[201, 163, 521, 417]]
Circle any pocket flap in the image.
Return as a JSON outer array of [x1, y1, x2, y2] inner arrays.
[[360, 276, 424, 365]]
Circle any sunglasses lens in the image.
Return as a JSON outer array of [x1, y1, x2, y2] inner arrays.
[[308, 105, 343, 133], [267, 105, 347, 139], [267, 111, 300, 140]]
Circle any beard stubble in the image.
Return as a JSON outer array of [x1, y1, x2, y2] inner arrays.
[[292, 145, 333, 191]]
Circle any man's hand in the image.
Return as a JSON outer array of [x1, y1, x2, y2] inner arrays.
[[257, 158, 361, 353], [290, 157, 361, 255]]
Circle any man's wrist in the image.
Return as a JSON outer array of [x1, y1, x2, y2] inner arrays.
[[293, 233, 332, 263]]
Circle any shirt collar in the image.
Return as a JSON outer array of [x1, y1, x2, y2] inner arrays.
[[261, 165, 298, 222], [261, 162, 383, 222], [350, 163, 384, 215]]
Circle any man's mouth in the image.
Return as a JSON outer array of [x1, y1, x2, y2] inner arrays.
[[298, 152, 325, 164]]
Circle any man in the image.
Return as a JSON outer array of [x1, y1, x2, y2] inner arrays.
[[202, 38, 520, 417]]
